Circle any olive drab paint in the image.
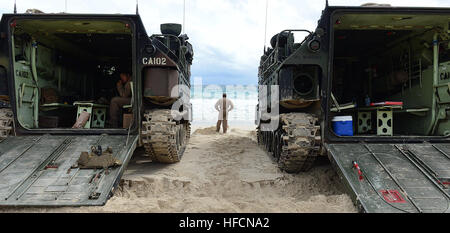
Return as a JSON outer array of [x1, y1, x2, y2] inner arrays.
[[257, 3, 450, 213], [0, 12, 194, 207]]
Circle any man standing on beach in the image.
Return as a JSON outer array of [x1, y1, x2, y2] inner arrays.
[[215, 93, 234, 133]]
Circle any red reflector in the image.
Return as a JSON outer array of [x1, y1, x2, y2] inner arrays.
[[380, 190, 406, 203], [437, 180, 450, 186], [352, 161, 363, 181]]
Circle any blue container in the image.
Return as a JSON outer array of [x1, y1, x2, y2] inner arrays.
[[332, 116, 353, 136]]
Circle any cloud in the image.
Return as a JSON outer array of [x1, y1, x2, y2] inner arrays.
[[1, 0, 450, 85]]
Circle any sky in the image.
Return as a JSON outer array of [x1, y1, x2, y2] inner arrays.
[[1, 0, 450, 85]]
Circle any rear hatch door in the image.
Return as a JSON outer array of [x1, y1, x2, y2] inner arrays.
[[0, 134, 138, 206], [327, 143, 450, 213]]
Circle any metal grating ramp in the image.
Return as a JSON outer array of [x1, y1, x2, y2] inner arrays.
[[0, 134, 137, 206], [327, 143, 450, 213]]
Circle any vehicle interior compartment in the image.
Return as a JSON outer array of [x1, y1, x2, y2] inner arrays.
[[329, 13, 450, 137], [11, 19, 133, 130]]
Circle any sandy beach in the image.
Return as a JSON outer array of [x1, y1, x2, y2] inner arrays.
[[0, 125, 356, 213]]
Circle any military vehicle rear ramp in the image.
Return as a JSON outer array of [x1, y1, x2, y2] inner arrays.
[[327, 143, 450, 213], [0, 134, 138, 206]]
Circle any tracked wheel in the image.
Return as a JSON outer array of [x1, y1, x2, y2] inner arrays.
[[258, 112, 320, 173], [141, 109, 190, 163], [0, 108, 13, 142]]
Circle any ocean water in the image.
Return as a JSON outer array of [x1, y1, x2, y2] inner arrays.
[[190, 84, 258, 127]]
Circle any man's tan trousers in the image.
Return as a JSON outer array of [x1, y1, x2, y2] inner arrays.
[[216, 120, 228, 133], [216, 98, 228, 133]]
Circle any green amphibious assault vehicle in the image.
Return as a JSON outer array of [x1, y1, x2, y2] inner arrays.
[[257, 3, 450, 212], [0, 9, 193, 206]]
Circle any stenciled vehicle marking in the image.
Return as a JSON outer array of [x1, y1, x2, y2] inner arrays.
[[142, 57, 167, 65]]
